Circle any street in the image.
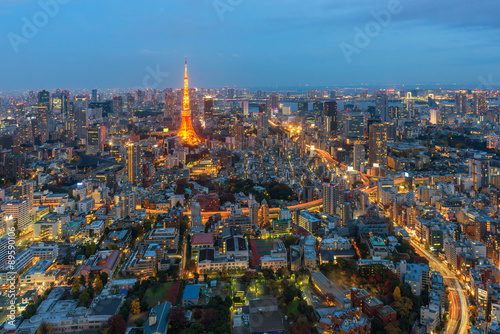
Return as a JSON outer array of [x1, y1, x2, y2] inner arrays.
[[411, 241, 469, 334]]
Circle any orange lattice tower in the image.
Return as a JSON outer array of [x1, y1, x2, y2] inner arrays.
[[177, 57, 202, 145]]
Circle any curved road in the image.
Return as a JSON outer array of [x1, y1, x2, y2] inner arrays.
[[411, 241, 468, 334]]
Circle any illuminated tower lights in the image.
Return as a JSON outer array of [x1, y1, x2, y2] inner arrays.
[[177, 58, 203, 146]]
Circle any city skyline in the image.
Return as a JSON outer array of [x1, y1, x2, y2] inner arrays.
[[1, 0, 500, 90]]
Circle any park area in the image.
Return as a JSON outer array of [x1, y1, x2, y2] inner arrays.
[[143, 281, 181, 307]]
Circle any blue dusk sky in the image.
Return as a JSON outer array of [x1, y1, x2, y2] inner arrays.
[[0, 0, 499, 90]]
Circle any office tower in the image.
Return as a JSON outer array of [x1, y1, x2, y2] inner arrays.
[[298, 102, 308, 113], [1, 199, 31, 233], [353, 144, 365, 171], [86, 125, 101, 155], [257, 112, 269, 138], [235, 124, 244, 149], [64, 102, 75, 142], [473, 92, 488, 116], [323, 182, 346, 215], [454, 92, 467, 114], [344, 112, 365, 139], [242, 100, 249, 116], [15, 180, 36, 211], [204, 96, 214, 119], [126, 93, 135, 115], [375, 91, 389, 122], [268, 93, 279, 114], [37, 90, 50, 110], [324, 101, 338, 135], [51, 90, 68, 117], [429, 109, 440, 124], [164, 90, 175, 117], [127, 143, 143, 186], [74, 95, 89, 139], [260, 199, 269, 227], [340, 202, 352, 225], [92, 89, 98, 102], [369, 123, 388, 167], [250, 202, 259, 226], [313, 101, 323, 117], [35, 106, 49, 144], [469, 155, 490, 191], [5, 155, 26, 182], [18, 121, 33, 145], [177, 58, 202, 145], [113, 96, 123, 114], [28, 91, 37, 107]]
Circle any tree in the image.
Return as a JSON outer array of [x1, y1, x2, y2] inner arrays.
[[193, 308, 203, 319], [169, 306, 188, 330], [79, 275, 86, 287], [79, 290, 89, 306], [107, 314, 126, 334], [72, 278, 80, 294], [100, 272, 109, 285], [220, 266, 229, 279], [94, 275, 103, 293], [393, 286, 402, 300], [385, 323, 401, 334], [393, 297, 413, 318], [131, 298, 141, 315], [36, 322, 52, 334], [201, 309, 220, 326], [22, 303, 38, 320], [267, 279, 277, 291]]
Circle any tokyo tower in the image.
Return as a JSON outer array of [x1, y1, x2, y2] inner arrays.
[[177, 58, 202, 145]]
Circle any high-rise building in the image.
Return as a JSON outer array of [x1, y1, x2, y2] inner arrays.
[[51, 90, 68, 117], [469, 155, 490, 191], [375, 91, 389, 122], [35, 106, 49, 144], [298, 102, 308, 113], [257, 112, 269, 138], [268, 93, 279, 114], [250, 202, 259, 226], [454, 92, 467, 114], [242, 100, 249, 116], [204, 96, 214, 119], [323, 182, 346, 215], [113, 96, 123, 114], [127, 144, 143, 186], [74, 95, 89, 139], [473, 92, 488, 116], [369, 123, 388, 167], [37, 90, 50, 110], [5, 155, 26, 181], [324, 101, 338, 135], [14, 180, 36, 211], [344, 112, 365, 139], [18, 121, 33, 145], [177, 58, 203, 145], [86, 125, 101, 155], [126, 93, 135, 115], [92, 89, 98, 102], [353, 144, 365, 171], [1, 199, 31, 234], [429, 109, 440, 124], [260, 199, 269, 227]]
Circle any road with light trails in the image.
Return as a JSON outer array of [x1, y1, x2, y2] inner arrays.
[[411, 241, 469, 334]]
